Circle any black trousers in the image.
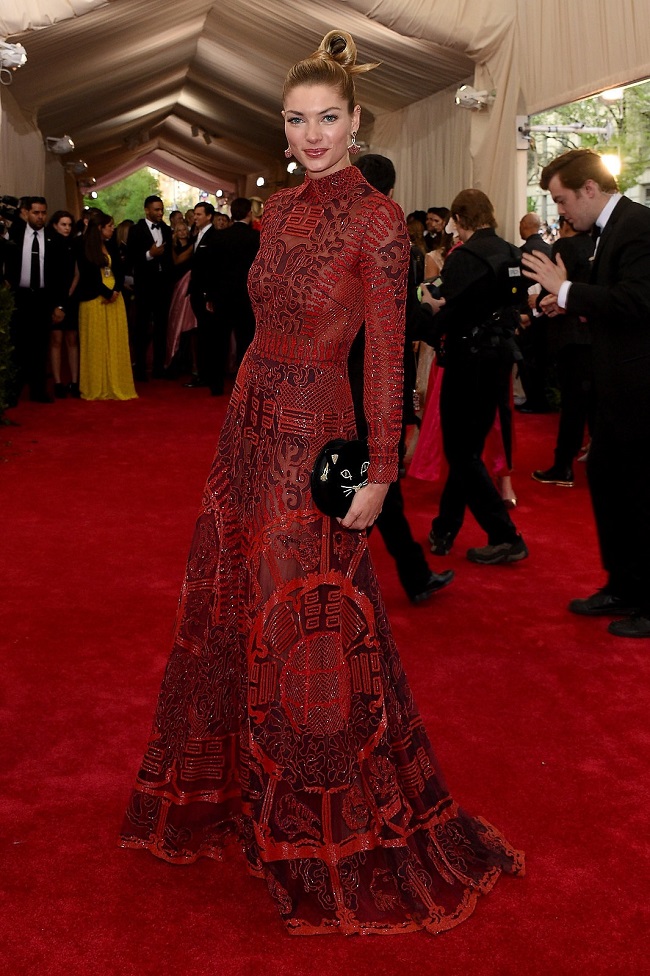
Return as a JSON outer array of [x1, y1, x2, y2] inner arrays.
[[517, 316, 550, 410], [191, 296, 231, 394], [587, 424, 650, 614], [133, 286, 171, 376], [10, 289, 51, 400], [554, 344, 593, 467], [373, 478, 432, 599], [433, 354, 519, 546]]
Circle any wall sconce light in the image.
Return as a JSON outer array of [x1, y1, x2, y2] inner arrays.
[[45, 134, 75, 154], [65, 160, 88, 176], [0, 41, 27, 85], [454, 85, 496, 110], [256, 177, 265, 187]]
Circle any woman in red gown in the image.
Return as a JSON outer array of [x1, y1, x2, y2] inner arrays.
[[120, 29, 523, 936]]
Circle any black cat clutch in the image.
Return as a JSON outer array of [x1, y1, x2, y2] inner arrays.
[[310, 439, 370, 518]]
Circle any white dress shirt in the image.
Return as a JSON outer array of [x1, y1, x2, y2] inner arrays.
[[19, 225, 45, 288]]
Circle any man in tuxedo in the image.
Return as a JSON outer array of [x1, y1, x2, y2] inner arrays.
[[516, 211, 553, 414], [523, 148, 650, 638], [186, 201, 228, 395], [6, 196, 68, 403], [127, 195, 173, 380], [208, 197, 259, 368]]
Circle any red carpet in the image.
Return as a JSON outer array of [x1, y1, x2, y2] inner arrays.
[[2, 383, 648, 976]]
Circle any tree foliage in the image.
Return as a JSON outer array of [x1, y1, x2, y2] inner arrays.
[[528, 80, 650, 193], [83, 168, 161, 223]]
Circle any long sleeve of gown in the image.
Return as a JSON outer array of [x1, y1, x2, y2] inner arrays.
[[359, 197, 410, 484]]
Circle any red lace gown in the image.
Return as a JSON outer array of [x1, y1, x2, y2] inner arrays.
[[120, 166, 524, 935]]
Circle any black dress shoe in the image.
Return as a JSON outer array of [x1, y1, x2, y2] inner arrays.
[[410, 569, 454, 604], [30, 393, 54, 403], [183, 379, 208, 388], [568, 590, 639, 617], [515, 402, 554, 414], [67, 382, 81, 398], [54, 383, 68, 399], [608, 614, 650, 638], [532, 465, 574, 487], [428, 528, 454, 556]]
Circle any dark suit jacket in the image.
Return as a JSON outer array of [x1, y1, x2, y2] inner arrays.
[[5, 222, 68, 311], [207, 222, 260, 307], [127, 219, 173, 295], [566, 195, 650, 437], [547, 233, 593, 351], [188, 225, 218, 302]]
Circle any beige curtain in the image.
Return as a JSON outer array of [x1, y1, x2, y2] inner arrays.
[[372, 84, 472, 215], [519, 0, 650, 113], [0, 87, 44, 196]]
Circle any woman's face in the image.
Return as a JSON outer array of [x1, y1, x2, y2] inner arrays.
[[54, 216, 73, 237], [176, 222, 189, 240], [426, 214, 444, 234], [283, 83, 360, 180], [101, 220, 115, 240]]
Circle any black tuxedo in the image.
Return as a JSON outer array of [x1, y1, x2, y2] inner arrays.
[[566, 195, 650, 613], [188, 225, 228, 393], [208, 221, 260, 365], [6, 223, 68, 400], [545, 233, 594, 468], [127, 218, 173, 377], [517, 232, 553, 410]]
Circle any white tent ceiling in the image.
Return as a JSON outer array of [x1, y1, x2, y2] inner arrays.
[[3, 0, 475, 190]]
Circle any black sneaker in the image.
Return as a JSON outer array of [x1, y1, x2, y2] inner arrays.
[[531, 465, 574, 487], [410, 569, 454, 604], [466, 537, 529, 565], [428, 528, 454, 556]]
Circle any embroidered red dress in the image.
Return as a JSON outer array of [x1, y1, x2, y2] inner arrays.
[[120, 166, 524, 935]]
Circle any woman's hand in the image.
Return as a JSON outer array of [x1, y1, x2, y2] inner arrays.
[[339, 482, 390, 531]]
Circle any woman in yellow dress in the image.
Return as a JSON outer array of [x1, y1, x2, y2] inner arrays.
[[77, 211, 137, 401]]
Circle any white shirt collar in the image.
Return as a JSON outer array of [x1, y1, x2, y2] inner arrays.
[[596, 192, 622, 232]]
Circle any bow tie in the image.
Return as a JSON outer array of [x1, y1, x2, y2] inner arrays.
[[151, 222, 162, 230]]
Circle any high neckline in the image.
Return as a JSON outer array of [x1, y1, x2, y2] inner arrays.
[[297, 165, 365, 200]]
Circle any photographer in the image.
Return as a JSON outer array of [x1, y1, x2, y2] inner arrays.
[[418, 188, 528, 565]]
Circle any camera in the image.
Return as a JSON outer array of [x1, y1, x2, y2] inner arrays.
[[0, 194, 19, 222]]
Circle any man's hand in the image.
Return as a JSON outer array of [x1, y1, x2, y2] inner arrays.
[[420, 290, 446, 314], [51, 307, 65, 325], [149, 243, 165, 257], [522, 250, 567, 295], [339, 482, 389, 531]]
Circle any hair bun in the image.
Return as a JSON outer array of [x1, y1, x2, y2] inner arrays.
[[315, 29, 379, 76]]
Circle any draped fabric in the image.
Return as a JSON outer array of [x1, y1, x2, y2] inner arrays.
[[120, 166, 523, 934], [5, 0, 650, 238]]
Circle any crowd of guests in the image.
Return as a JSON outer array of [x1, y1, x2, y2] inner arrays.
[[0, 194, 261, 405]]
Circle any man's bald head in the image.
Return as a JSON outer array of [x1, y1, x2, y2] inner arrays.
[[519, 212, 542, 240]]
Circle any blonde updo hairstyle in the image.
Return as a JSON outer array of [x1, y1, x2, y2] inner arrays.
[[283, 30, 379, 111]]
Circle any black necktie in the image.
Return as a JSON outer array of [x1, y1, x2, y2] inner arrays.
[[30, 231, 41, 289], [591, 224, 601, 242]]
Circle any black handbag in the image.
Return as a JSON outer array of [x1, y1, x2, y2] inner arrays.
[[310, 438, 370, 518]]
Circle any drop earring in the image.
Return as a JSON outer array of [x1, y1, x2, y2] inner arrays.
[[348, 132, 361, 156], [284, 147, 293, 159]]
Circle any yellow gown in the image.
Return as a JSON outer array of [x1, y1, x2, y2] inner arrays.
[[79, 255, 137, 401]]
